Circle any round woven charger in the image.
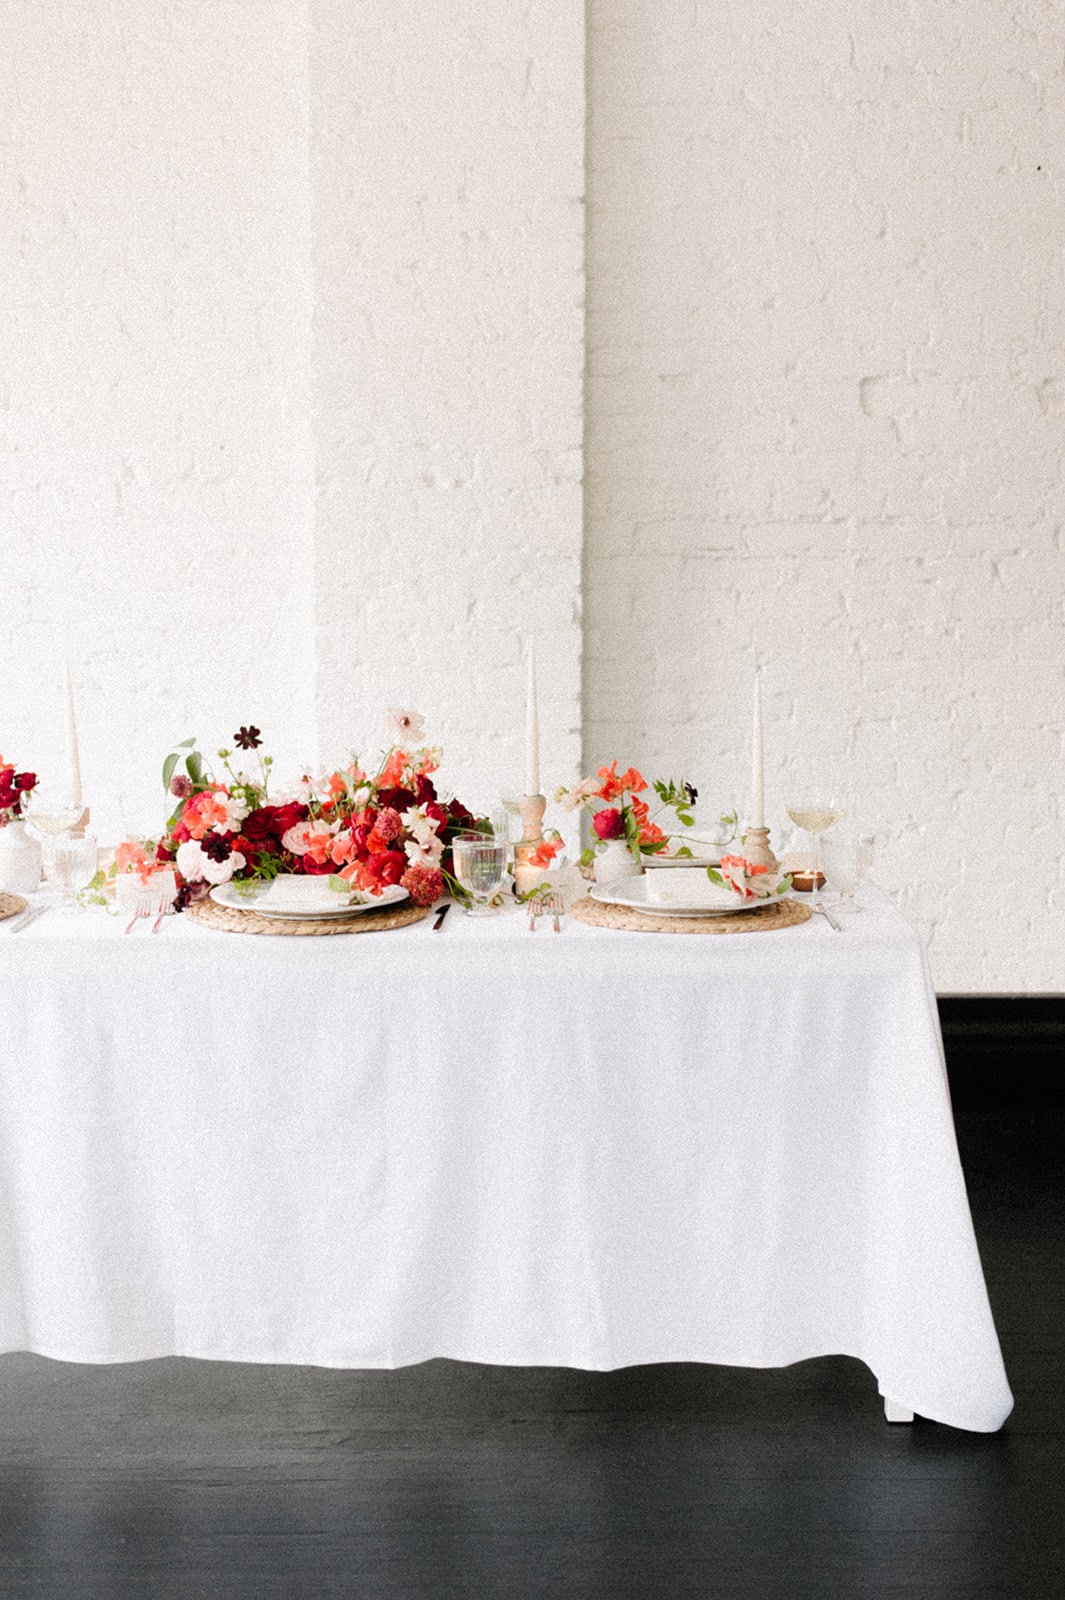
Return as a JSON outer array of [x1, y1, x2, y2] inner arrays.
[[186, 895, 431, 937], [571, 894, 812, 935], [0, 892, 29, 924]]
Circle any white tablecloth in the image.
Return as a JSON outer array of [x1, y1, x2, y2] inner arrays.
[[0, 887, 1012, 1432]]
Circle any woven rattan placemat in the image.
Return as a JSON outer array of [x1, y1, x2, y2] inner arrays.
[[0, 892, 29, 924], [571, 894, 812, 935], [186, 895, 431, 937]]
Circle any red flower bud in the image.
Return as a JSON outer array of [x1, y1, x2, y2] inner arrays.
[[593, 808, 625, 840]]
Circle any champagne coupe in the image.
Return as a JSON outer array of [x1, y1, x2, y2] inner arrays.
[[785, 799, 844, 909], [22, 784, 84, 839], [451, 832, 509, 917]]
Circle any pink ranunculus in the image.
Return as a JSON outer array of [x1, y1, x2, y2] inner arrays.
[[592, 808, 624, 840]]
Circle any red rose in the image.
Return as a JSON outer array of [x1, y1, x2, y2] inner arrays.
[[368, 849, 406, 886], [377, 786, 415, 814], [593, 808, 625, 840], [301, 855, 334, 875], [415, 774, 438, 805], [15, 772, 36, 791]]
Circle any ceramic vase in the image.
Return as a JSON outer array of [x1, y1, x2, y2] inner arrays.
[[593, 838, 643, 884], [0, 820, 43, 895]]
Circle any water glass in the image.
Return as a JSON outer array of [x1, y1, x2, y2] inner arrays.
[[45, 835, 99, 909], [823, 832, 874, 913], [451, 833, 509, 916]]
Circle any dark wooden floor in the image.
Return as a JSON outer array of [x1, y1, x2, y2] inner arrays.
[[0, 1108, 1061, 1599]]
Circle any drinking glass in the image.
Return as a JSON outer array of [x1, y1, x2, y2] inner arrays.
[[451, 833, 509, 916], [44, 834, 99, 910], [785, 799, 844, 910], [22, 785, 84, 840], [823, 831, 874, 913]]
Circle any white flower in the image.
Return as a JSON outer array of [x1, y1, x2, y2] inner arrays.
[[386, 708, 426, 743], [559, 777, 600, 812], [175, 840, 207, 883], [201, 850, 246, 886], [403, 833, 444, 867], [211, 794, 250, 834], [352, 785, 372, 806]]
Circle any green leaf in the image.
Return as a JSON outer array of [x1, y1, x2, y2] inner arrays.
[[162, 751, 180, 793], [186, 751, 204, 784], [776, 874, 793, 896], [675, 845, 693, 858], [579, 847, 595, 868], [706, 867, 724, 885]]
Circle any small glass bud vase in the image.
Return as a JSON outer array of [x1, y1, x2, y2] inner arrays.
[[594, 838, 643, 884], [0, 819, 43, 895]]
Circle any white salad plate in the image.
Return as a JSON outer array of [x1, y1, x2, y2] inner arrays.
[[209, 882, 409, 919], [590, 874, 762, 918]]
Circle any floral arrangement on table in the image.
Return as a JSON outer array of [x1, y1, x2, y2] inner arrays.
[[0, 757, 38, 826], [556, 762, 704, 870], [151, 711, 483, 910], [713, 853, 792, 901]]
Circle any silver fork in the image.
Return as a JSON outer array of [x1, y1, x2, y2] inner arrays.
[[542, 891, 565, 933]]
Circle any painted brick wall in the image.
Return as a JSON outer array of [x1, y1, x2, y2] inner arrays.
[[585, 1, 1065, 991], [310, 0, 585, 817], [0, 0, 316, 838]]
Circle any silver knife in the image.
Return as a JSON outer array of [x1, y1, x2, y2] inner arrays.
[[7, 905, 50, 935], [813, 902, 842, 932]]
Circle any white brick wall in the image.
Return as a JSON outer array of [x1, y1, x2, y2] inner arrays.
[[0, 0, 317, 837], [2, 1, 1060, 990], [310, 0, 585, 815], [585, 0, 1065, 991]]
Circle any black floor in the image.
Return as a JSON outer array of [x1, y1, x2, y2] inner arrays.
[[1, 1109, 1061, 1599]]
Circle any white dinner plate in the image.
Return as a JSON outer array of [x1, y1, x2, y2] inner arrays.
[[209, 882, 409, 919], [590, 875, 765, 917]]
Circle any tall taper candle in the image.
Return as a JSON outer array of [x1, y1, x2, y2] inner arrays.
[[751, 669, 764, 830], [525, 643, 540, 796], [64, 660, 83, 810]]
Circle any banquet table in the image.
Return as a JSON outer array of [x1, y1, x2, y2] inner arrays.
[[0, 886, 1012, 1434]]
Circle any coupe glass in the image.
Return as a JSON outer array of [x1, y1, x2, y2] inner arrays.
[[44, 834, 98, 910], [823, 831, 874, 913], [785, 799, 844, 909], [22, 785, 84, 839], [451, 833, 509, 916]]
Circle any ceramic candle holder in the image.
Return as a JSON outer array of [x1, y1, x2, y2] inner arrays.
[[513, 793, 547, 895]]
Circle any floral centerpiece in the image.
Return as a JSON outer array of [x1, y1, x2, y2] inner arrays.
[[556, 762, 699, 870], [154, 711, 483, 910], [0, 757, 38, 825]]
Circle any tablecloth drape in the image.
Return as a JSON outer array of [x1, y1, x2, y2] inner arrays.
[[0, 889, 1012, 1432]]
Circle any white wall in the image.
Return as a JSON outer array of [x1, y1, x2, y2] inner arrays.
[[585, 1, 1065, 991], [0, 0, 316, 837], [2, 1, 1061, 991], [0, 0, 584, 838], [310, 0, 585, 814]]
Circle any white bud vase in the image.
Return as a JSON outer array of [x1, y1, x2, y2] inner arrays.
[[593, 838, 643, 884], [0, 820, 43, 895]]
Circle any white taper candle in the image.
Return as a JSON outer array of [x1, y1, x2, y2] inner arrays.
[[751, 669, 765, 830], [64, 660, 83, 810], [525, 643, 540, 796]]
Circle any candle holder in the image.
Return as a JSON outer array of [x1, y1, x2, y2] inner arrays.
[[742, 824, 779, 874], [513, 793, 547, 895]]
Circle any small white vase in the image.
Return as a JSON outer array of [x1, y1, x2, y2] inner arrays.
[[0, 819, 43, 895], [594, 838, 643, 884]]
